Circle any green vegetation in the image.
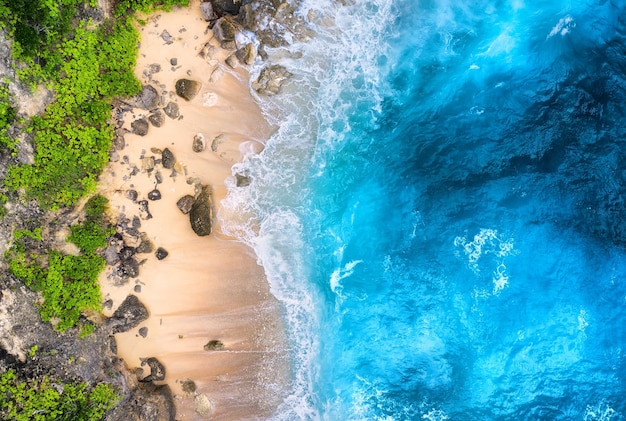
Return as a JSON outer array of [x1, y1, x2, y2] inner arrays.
[[0, 81, 17, 150], [2, 18, 141, 209], [0, 370, 118, 421], [113, 0, 189, 17], [7, 195, 112, 332]]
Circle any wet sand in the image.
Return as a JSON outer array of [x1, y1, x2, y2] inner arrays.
[[97, 3, 288, 419]]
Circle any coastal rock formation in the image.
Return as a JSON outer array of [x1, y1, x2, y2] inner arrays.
[[192, 133, 206, 152], [176, 195, 195, 214], [155, 247, 168, 260], [131, 118, 149, 136], [109, 295, 149, 333], [253, 64, 292, 95], [141, 357, 166, 382], [189, 185, 213, 236], [235, 43, 257, 65], [212, 17, 237, 49], [124, 84, 160, 110], [163, 102, 180, 119], [118, 257, 140, 278], [235, 173, 251, 187], [148, 109, 164, 127], [148, 189, 162, 201], [161, 148, 175, 169], [200, 1, 216, 21], [210, 0, 242, 15], [194, 394, 214, 417], [175, 79, 201, 101], [203, 339, 224, 351]]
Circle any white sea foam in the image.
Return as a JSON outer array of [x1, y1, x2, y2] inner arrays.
[[584, 401, 619, 421], [454, 228, 516, 295], [218, 0, 398, 418], [547, 15, 575, 39]]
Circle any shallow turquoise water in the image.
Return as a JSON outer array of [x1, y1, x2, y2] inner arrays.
[[224, 1, 626, 419]]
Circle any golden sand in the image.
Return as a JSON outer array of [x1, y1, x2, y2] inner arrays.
[[98, 3, 288, 419]]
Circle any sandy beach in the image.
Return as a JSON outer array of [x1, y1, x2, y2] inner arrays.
[[97, 3, 288, 419]]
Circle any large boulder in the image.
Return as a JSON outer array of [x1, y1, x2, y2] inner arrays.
[[161, 148, 175, 169], [252, 64, 292, 95], [163, 102, 180, 119], [123, 85, 160, 110], [109, 295, 149, 333], [175, 79, 201, 101], [213, 18, 237, 46], [140, 357, 166, 382], [200, 1, 216, 21], [176, 195, 195, 214], [131, 118, 149, 136], [189, 185, 213, 236], [235, 43, 257, 65], [211, 0, 242, 15]]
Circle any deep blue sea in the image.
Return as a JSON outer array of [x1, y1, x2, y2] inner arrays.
[[222, 0, 626, 419]]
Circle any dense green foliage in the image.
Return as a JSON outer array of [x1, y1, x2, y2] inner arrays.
[[0, 370, 118, 421], [7, 196, 112, 332], [68, 195, 116, 254], [113, 0, 189, 17], [3, 18, 141, 209], [0, 81, 17, 150]]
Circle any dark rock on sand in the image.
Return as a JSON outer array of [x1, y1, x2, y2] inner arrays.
[[239, 3, 254, 29], [225, 53, 239, 68], [163, 101, 180, 119], [125, 190, 138, 201], [124, 85, 161, 110], [253, 64, 292, 95], [235, 173, 252, 187], [134, 284, 142, 293], [212, 17, 236, 48], [155, 247, 169, 260], [148, 109, 164, 127], [141, 357, 166, 382], [161, 148, 175, 169], [131, 118, 149, 136], [211, 0, 242, 15], [138, 199, 152, 220], [138, 327, 148, 338], [200, 1, 216, 21], [177, 195, 195, 214], [136, 232, 155, 253], [155, 171, 163, 184], [203, 340, 224, 351], [190, 185, 213, 236], [148, 189, 162, 201], [192, 133, 206, 152], [170, 57, 178, 66], [175, 79, 201, 101], [119, 258, 140, 278], [119, 246, 136, 261], [109, 295, 149, 333], [235, 43, 257, 65]]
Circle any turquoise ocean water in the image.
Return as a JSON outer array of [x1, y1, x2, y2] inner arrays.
[[221, 1, 626, 419]]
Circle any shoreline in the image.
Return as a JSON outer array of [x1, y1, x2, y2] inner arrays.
[[97, 3, 289, 419]]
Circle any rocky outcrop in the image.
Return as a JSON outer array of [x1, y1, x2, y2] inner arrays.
[[200, 1, 216, 21], [148, 109, 164, 127], [192, 133, 206, 152], [163, 102, 180, 119], [108, 295, 149, 334], [140, 357, 166, 382], [175, 79, 201, 101], [235, 43, 257, 65], [189, 185, 213, 236], [123, 85, 160, 110], [210, 0, 242, 15], [155, 247, 168, 260], [212, 17, 237, 49], [176, 195, 195, 214], [253, 65, 292, 95], [161, 148, 175, 169], [131, 118, 149, 136]]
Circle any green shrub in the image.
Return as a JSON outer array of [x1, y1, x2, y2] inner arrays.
[[0, 370, 118, 421]]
